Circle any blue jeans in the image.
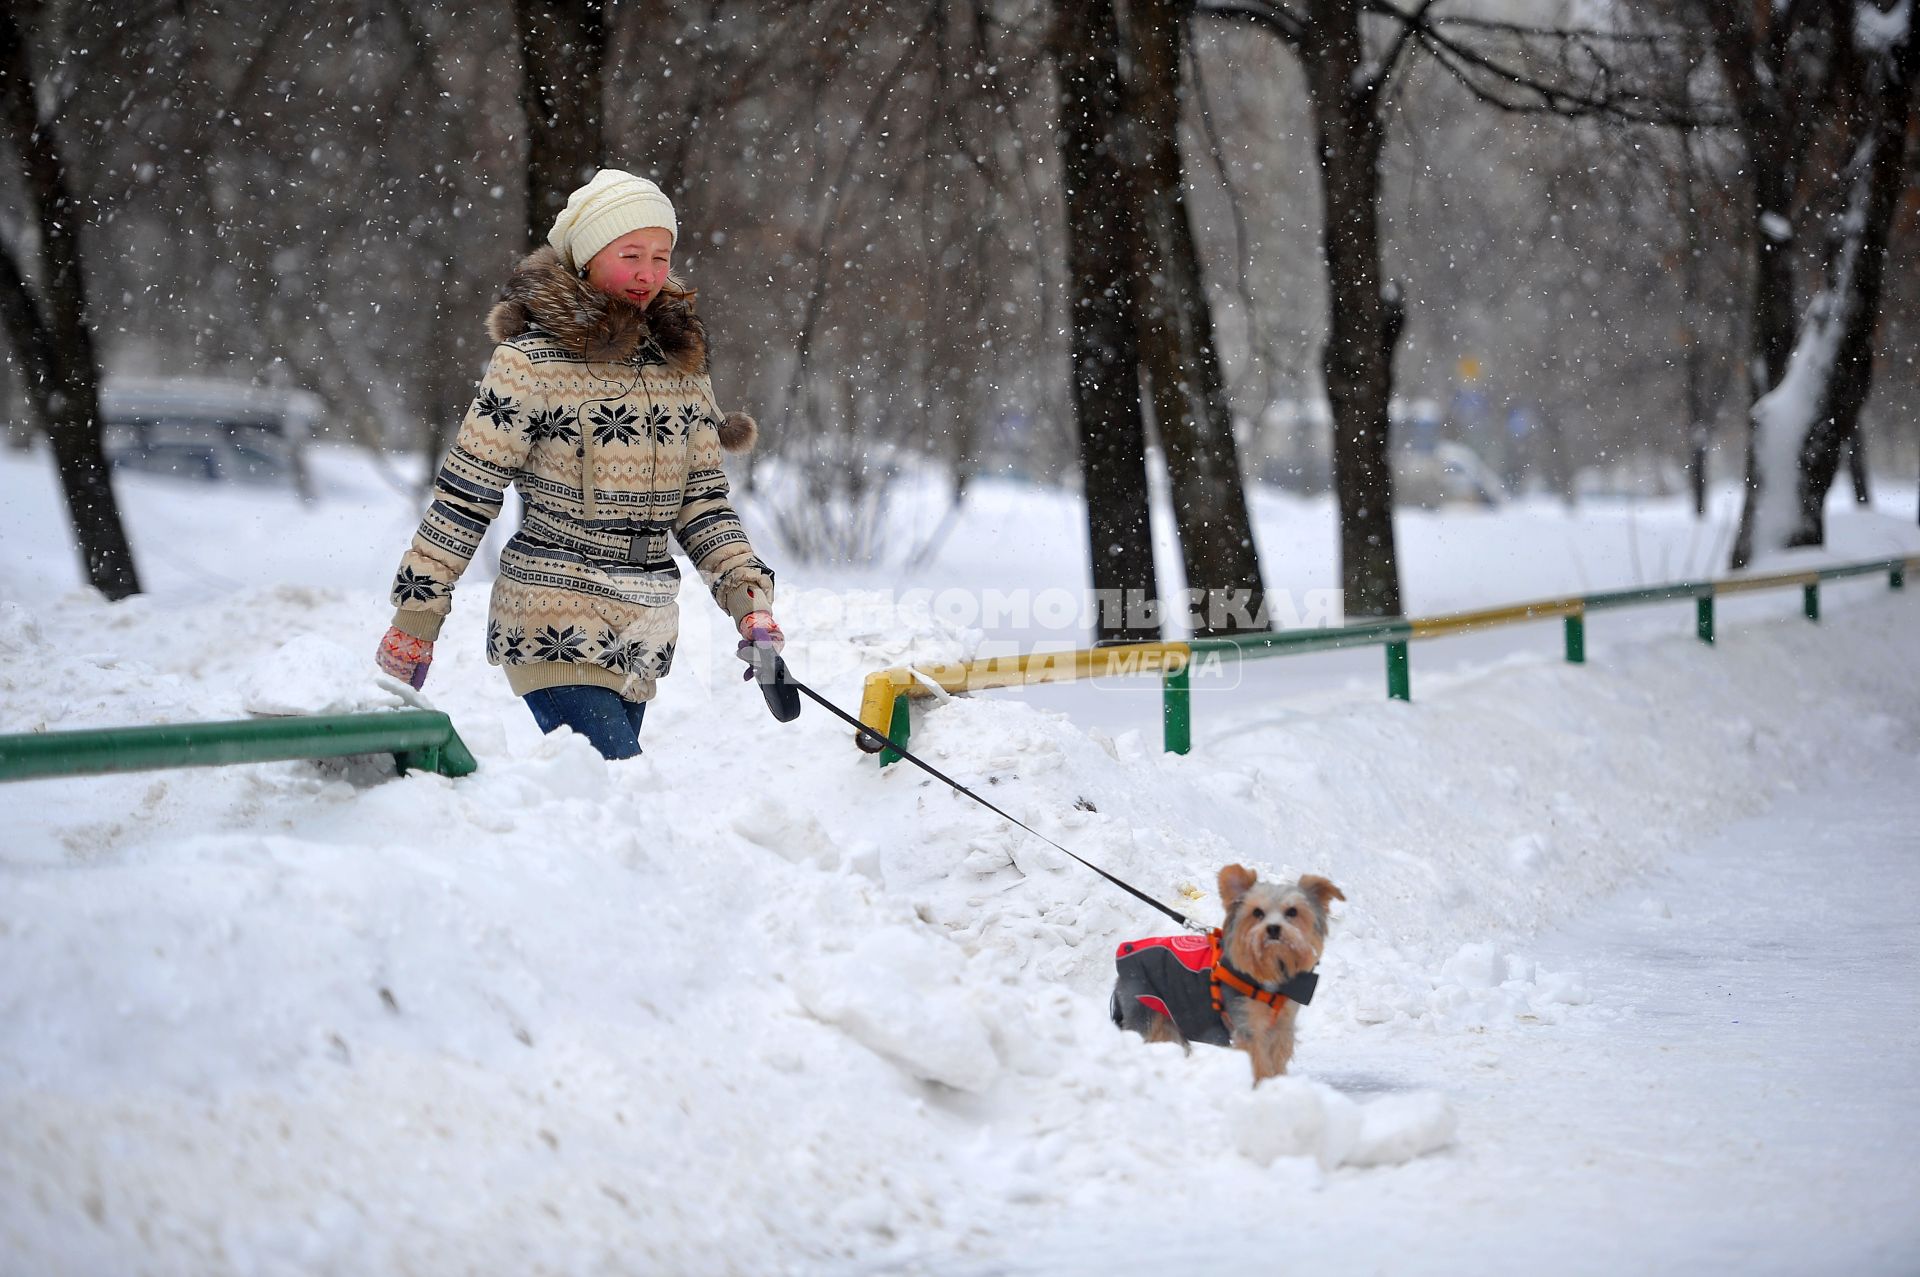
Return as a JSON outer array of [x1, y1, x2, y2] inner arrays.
[[522, 686, 648, 760]]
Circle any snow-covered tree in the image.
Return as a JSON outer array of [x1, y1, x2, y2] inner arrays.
[[1736, 0, 1918, 561]]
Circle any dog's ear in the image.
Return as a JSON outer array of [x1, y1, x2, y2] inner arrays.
[[1219, 864, 1257, 909], [1298, 875, 1346, 911]]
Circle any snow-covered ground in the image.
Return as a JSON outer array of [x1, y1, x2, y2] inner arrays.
[[2, 442, 1918, 1274]]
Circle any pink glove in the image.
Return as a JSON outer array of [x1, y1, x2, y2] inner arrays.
[[376, 626, 433, 689], [737, 611, 784, 680], [737, 611, 784, 651]]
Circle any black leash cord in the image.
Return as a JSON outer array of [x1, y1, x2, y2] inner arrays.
[[774, 662, 1200, 932]]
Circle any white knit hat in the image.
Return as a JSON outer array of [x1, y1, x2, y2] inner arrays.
[[546, 169, 678, 270]]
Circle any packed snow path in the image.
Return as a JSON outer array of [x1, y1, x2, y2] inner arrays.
[[1005, 763, 1920, 1276]]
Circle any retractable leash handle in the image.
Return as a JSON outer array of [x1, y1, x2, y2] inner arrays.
[[779, 669, 1204, 934], [740, 645, 802, 723]]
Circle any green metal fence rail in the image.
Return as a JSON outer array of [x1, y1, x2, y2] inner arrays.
[[857, 554, 1916, 761], [1170, 556, 1912, 753], [0, 710, 478, 783]]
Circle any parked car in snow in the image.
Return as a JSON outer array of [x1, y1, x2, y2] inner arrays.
[[1248, 395, 1443, 496], [1394, 441, 1505, 509], [100, 376, 323, 496]]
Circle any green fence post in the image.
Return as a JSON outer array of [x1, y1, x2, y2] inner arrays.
[[1803, 582, 1820, 621], [1696, 596, 1715, 645], [879, 694, 912, 767], [1563, 614, 1586, 664], [1386, 640, 1411, 701], [1163, 663, 1192, 755], [395, 743, 441, 776], [1893, 563, 1906, 590]]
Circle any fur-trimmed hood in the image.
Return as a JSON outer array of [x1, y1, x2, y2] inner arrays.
[[485, 246, 756, 453]]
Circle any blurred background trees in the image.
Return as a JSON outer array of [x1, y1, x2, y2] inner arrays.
[[3, 0, 1916, 617]]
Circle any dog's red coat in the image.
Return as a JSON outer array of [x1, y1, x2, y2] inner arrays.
[[1113, 932, 1232, 1046], [1115, 933, 1215, 972]]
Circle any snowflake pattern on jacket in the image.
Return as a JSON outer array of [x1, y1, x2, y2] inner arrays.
[[524, 405, 579, 446], [589, 404, 645, 448], [474, 387, 522, 429]]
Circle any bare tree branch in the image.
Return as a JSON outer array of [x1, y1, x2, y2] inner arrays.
[[1404, 19, 1728, 127], [1195, 0, 1304, 45], [773, 13, 939, 438], [1184, 24, 1268, 411], [1359, 0, 1442, 109]]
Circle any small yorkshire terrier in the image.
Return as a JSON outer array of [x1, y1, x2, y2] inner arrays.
[[1111, 865, 1345, 1083]]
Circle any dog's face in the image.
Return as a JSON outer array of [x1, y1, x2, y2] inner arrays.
[[1218, 865, 1344, 987]]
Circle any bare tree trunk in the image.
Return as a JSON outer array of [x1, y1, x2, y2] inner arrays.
[[1300, 2, 1401, 618], [1121, 0, 1268, 636], [1844, 429, 1871, 505], [1053, 0, 1162, 643], [1685, 335, 1711, 516], [388, 0, 497, 472], [1194, 0, 1404, 616], [421, 258, 479, 474], [0, 8, 141, 599], [1538, 407, 1575, 507], [514, 0, 608, 246], [1675, 145, 1725, 521], [922, 3, 997, 506]]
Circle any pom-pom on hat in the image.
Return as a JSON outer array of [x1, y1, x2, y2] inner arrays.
[[546, 169, 678, 271]]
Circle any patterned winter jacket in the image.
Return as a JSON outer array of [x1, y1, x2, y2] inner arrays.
[[387, 247, 773, 702]]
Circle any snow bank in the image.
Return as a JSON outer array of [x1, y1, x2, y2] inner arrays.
[[240, 634, 422, 717], [3, 446, 1918, 1272]]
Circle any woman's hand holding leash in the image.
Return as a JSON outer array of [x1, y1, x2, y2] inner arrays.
[[736, 611, 800, 722], [376, 626, 433, 690]]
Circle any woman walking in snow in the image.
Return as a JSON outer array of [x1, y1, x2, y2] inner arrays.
[[375, 169, 781, 759]]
